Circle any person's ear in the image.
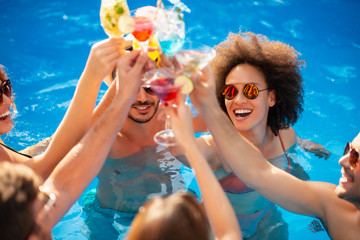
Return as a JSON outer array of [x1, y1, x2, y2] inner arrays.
[[27, 233, 40, 240], [268, 90, 276, 107]]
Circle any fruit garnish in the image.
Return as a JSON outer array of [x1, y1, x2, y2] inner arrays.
[[115, 2, 124, 14], [118, 15, 135, 34], [174, 75, 193, 94], [148, 35, 160, 61]]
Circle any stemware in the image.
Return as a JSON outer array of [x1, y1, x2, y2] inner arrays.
[[175, 41, 216, 75], [135, 6, 185, 55], [100, 0, 131, 38], [155, 8, 185, 55], [131, 11, 155, 51], [145, 68, 184, 147]]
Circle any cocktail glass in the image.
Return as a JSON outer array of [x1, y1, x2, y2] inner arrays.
[[100, 0, 131, 38], [175, 41, 216, 74], [146, 68, 183, 147], [155, 8, 185, 55], [134, 4, 186, 55], [131, 14, 155, 51]]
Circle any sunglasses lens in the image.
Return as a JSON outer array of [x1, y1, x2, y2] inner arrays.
[[0, 80, 12, 103], [144, 87, 155, 95], [344, 142, 359, 168], [350, 148, 359, 168], [243, 84, 259, 99], [222, 85, 238, 100], [344, 142, 351, 156], [3, 81, 11, 97]]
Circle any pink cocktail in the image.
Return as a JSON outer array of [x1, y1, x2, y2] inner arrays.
[[132, 16, 154, 42]]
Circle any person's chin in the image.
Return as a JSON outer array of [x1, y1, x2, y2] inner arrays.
[[0, 123, 12, 135], [335, 182, 351, 200]]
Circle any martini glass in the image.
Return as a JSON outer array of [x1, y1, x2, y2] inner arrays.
[[175, 41, 216, 74], [146, 68, 183, 147]]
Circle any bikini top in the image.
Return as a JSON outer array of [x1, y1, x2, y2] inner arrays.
[[217, 132, 291, 194], [0, 142, 32, 158]]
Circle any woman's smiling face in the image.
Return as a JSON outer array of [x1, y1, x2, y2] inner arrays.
[[224, 64, 275, 133], [0, 79, 13, 136]]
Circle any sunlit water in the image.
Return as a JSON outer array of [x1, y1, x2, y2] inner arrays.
[[1, 0, 359, 239]]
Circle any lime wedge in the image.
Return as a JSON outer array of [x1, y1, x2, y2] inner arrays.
[[118, 15, 135, 34], [175, 75, 194, 94]]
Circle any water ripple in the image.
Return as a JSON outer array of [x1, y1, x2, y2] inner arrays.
[[37, 79, 77, 94]]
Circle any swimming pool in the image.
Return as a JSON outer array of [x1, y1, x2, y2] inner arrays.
[[1, 0, 359, 239]]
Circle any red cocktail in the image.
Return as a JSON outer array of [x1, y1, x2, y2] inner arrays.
[[132, 16, 154, 42], [147, 69, 183, 147], [149, 77, 182, 103]]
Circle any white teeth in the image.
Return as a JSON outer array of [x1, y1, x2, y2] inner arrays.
[[0, 111, 10, 118], [235, 109, 251, 114], [135, 106, 148, 110], [340, 174, 353, 183]]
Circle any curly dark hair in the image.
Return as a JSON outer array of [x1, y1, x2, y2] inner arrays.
[[209, 31, 305, 135]]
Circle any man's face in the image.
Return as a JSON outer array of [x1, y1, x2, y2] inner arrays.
[[336, 132, 360, 207], [128, 87, 160, 124]]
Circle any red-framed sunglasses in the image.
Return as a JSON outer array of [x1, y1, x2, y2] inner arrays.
[[222, 83, 269, 100], [343, 142, 359, 168], [0, 79, 12, 103]]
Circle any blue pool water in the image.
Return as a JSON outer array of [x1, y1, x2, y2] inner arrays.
[[1, 0, 359, 239]]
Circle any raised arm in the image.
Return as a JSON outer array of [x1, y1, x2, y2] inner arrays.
[[169, 95, 242, 240], [38, 50, 149, 231], [189, 67, 330, 219], [27, 38, 124, 179]]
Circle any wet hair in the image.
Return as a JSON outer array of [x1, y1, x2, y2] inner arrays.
[[126, 192, 210, 240], [0, 65, 17, 116], [0, 162, 41, 240], [210, 31, 305, 135]]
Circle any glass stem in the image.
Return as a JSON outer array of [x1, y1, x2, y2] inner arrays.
[[164, 114, 171, 130]]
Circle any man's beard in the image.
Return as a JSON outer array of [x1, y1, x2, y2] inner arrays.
[[128, 100, 159, 123]]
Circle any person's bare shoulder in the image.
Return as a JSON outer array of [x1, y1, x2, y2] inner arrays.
[[198, 134, 225, 170], [279, 127, 297, 150]]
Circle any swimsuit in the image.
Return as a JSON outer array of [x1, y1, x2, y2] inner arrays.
[[84, 145, 190, 239], [0, 142, 32, 158], [218, 134, 291, 194], [215, 133, 294, 238]]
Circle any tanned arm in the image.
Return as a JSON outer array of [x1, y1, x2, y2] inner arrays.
[[37, 51, 150, 230], [170, 96, 242, 240]]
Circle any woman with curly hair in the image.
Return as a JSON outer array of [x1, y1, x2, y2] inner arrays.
[[206, 31, 307, 239], [172, 31, 330, 239]]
